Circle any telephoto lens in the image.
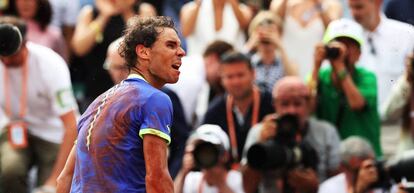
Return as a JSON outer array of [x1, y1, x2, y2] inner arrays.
[[193, 141, 223, 169], [0, 24, 22, 56]]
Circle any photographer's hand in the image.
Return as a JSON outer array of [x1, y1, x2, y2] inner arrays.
[[259, 114, 277, 142], [287, 168, 319, 193], [354, 159, 378, 193], [314, 43, 326, 68], [174, 149, 195, 193], [327, 41, 347, 73]]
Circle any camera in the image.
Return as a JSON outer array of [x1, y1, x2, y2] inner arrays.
[[192, 139, 225, 169], [370, 150, 414, 193], [246, 114, 318, 170], [325, 45, 340, 60], [0, 23, 22, 56]]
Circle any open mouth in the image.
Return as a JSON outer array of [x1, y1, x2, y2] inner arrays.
[[172, 63, 181, 70]]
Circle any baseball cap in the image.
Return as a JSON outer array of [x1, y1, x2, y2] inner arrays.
[[194, 124, 230, 151], [323, 18, 364, 47]]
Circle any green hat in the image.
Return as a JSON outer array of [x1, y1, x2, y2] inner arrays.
[[323, 18, 364, 47]]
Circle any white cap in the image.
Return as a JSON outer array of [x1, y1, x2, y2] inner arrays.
[[194, 124, 230, 151], [323, 18, 364, 47]]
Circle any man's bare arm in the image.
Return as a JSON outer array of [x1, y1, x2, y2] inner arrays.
[[56, 145, 77, 193], [143, 134, 174, 193]]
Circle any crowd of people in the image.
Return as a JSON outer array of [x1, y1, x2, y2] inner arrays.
[[1, 0, 414, 192]]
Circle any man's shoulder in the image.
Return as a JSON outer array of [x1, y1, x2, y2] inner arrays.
[[308, 117, 338, 137], [383, 16, 414, 31], [27, 42, 67, 67], [206, 95, 226, 112], [355, 66, 376, 78]]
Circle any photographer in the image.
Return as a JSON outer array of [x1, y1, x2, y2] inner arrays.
[[310, 18, 382, 157], [244, 11, 297, 93], [0, 16, 78, 192], [319, 136, 387, 193], [174, 124, 244, 193], [381, 51, 414, 158], [241, 76, 341, 193]]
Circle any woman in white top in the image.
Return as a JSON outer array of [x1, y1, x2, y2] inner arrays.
[[180, 0, 253, 56], [270, 0, 342, 79]]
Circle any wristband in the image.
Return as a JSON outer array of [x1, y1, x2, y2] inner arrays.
[[89, 21, 103, 43], [337, 69, 349, 81]]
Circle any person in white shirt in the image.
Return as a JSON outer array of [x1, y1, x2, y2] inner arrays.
[[0, 16, 78, 193], [347, 0, 414, 158], [174, 124, 244, 193], [318, 136, 380, 193]]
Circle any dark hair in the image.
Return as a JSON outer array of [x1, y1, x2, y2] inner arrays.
[[119, 16, 176, 69], [0, 16, 27, 38], [220, 51, 253, 70], [5, 0, 52, 31], [203, 40, 234, 58]]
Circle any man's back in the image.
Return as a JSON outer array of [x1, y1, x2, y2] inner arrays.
[[71, 78, 173, 192]]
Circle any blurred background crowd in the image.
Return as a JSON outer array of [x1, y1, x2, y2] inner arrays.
[[0, 0, 414, 192]]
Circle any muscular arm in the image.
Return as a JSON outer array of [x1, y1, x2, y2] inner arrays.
[[56, 145, 77, 193], [144, 134, 174, 193], [44, 110, 78, 187]]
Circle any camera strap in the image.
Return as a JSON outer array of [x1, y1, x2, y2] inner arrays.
[[226, 86, 261, 163], [3, 57, 28, 119], [3, 58, 29, 149]]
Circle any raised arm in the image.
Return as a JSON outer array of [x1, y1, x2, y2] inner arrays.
[[71, 0, 118, 56], [227, 0, 253, 30], [180, 1, 202, 37]]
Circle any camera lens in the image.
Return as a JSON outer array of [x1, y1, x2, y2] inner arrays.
[[325, 46, 340, 59], [193, 141, 220, 169]]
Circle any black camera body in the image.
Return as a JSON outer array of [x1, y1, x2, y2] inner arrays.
[[370, 150, 414, 193], [192, 140, 225, 169], [246, 114, 318, 171], [325, 46, 340, 60], [0, 24, 22, 56]]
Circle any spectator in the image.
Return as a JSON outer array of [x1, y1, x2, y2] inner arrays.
[[245, 11, 297, 93], [180, 0, 253, 56], [0, 16, 78, 193], [310, 18, 382, 157], [193, 40, 235, 127], [71, 0, 156, 109], [174, 124, 244, 193], [242, 76, 341, 193], [103, 37, 129, 84], [166, 40, 234, 127], [48, 0, 80, 59], [381, 51, 414, 158], [203, 51, 274, 165], [347, 0, 414, 158], [318, 136, 379, 193], [270, 0, 342, 79], [5, 0, 68, 60]]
